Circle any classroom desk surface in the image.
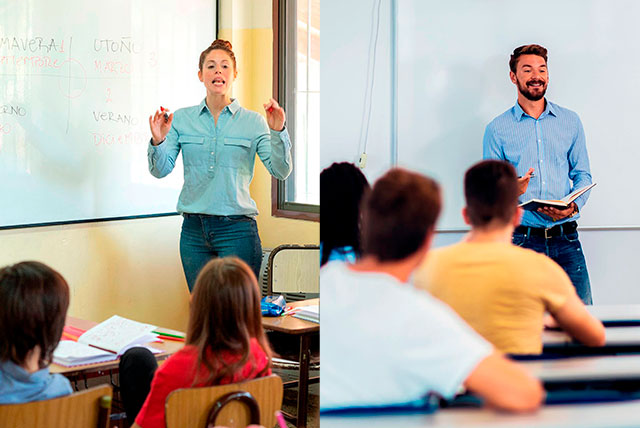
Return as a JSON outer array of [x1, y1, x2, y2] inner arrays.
[[543, 326, 640, 348], [587, 304, 640, 323], [519, 354, 640, 382], [50, 316, 185, 376], [262, 298, 319, 428], [262, 298, 319, 335], [320, 400, 640, 428]]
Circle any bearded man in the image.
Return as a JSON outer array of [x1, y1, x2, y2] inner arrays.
[[483, 44, 594, 304]]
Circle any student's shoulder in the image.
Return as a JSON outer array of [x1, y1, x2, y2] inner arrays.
[[50, 372, 73, 395], [157, 345, 198, 374], [510, 245, 573, 285]]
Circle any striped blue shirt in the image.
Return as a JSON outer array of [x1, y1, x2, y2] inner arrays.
[[483, 100, 592, 228], [148, 98, 292, 216]]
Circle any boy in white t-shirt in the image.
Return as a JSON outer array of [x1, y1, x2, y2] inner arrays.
[[320, 168, 543, 412]]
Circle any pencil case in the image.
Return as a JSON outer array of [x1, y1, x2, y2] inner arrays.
[[261, 295, 286, 316]]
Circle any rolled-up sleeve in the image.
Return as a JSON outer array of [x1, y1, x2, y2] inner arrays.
[[255, 120, 293, 180], [148, 125, 180, 178]]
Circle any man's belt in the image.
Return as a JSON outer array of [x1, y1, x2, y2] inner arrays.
[[515, 221, 578, 239]]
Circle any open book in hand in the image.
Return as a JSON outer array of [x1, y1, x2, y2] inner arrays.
[[53, 315, 158, 367], [519, 183, 596, 212]]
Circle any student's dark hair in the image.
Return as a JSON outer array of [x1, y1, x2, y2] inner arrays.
[[361, 168, 441, 261], [509, 44, 548, 73], [199, 39, 237, 71], [320, 162, 370, 266], [187, 257, 271, 385], [464, 160, 519, 227], [0, 261, 70, 369]]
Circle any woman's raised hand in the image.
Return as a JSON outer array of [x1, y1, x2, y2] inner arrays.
[[149, 107, 174, 145], [264, 98, 286, 132]]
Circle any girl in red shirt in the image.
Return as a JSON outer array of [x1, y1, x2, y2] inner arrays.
[[120, 257, 273, 428]]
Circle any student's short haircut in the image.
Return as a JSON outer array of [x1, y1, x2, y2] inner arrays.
[[509, 44, 548, 73], [0, 261, 70, 368], [464, 160, 519, 227], [361, 168, 441, 261]]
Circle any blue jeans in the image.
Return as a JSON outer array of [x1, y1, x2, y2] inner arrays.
[[512, 231, 592, 305], [180, 213, 262, 292]]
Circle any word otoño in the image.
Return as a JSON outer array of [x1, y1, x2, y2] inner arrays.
[[93, 37, 140, 54], [0, 36, 66, 53]]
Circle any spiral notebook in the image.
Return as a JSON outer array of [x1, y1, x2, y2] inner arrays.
[[53, 315, 160, 367]]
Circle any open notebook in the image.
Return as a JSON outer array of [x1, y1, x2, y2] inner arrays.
[[53, 315, 159, 367]]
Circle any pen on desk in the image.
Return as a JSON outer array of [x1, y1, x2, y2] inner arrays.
[[152, 330, 185, 339], [275, 410, 287, 428], [156, 335, 185, 342], [62, 331, 79, 341]]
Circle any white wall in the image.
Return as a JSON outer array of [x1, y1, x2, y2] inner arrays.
[[320, 0, 392, 179], [322, 0, 640, 303]]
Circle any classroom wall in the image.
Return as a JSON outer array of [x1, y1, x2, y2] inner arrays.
[[219, 0, 319, 247], [323, 0, 640, 304], [0, 0, 318, 331]]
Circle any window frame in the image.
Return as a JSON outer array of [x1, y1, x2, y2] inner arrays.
[[271, 0, 320, 222]]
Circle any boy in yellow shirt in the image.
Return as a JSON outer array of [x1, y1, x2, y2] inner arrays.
[[414, 160, 604, 354]]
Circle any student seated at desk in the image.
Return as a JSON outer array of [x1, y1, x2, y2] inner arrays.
[[321, 168, 543, 412], [320, 162, 370, 265], [0, 261, 72, 403], [414, 160, 605, 355], [119, 257, 272, 428]]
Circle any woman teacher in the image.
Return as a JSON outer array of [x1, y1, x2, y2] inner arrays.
[[148, 39, 292, 291]]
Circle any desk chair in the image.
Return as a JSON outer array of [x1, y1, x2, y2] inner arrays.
[[0, 384, 112, 428], [267, 244, 319, 300], [165, 375, 283, 428]]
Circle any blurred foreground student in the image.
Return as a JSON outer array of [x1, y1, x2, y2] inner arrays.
[[120, 257, 272, 428], [320, 162, 370, 265], [0, 261, 72, 403], [321, 168, 543, 412], [414, 160, 604, 355]]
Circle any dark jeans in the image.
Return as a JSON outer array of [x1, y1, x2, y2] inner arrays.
[[512, 230, 592, 305], [119, 347, 158, 422], [180, 213, 262, 292]]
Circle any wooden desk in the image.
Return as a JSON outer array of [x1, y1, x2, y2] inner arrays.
[[51, 316, 185, 377], [320, 400, 640, 427], [262, 298, 319, 428]]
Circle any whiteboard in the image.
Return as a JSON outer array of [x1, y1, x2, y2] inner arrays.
[[395, 0, 640, 229], [0, 0, 216, 228]]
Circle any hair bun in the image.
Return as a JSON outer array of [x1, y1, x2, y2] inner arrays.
[[211, 39, 233, 50]]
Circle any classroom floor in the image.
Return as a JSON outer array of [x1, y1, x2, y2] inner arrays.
[[277, 367, 320, 428]]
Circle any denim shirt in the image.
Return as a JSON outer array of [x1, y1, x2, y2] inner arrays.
[[148, 98, 293, 216], [483, 100, 592, 228], [0, 360, 72, 404]]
